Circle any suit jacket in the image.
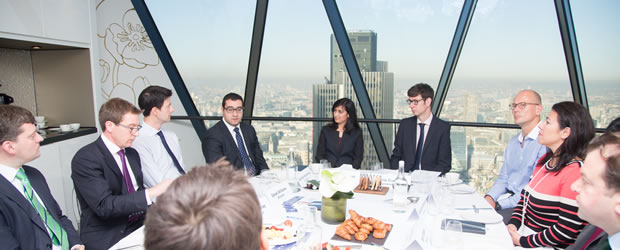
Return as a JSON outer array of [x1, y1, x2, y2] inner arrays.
[[202, 121, 268, 174], [315, 126, 364, 169], [0, 165, 81, 250], [567, 225, 610, 250], [71, 137, 148, 250], [391, 115, 452, 173]]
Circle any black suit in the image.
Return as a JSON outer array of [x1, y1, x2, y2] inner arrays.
[[315, 126, 364, 169], [202, 121, 268, 174], [391, 115, 452, 173], [71, 137, 148, 250], [567, 225, 610, 250], [0, 165, 81, 249]]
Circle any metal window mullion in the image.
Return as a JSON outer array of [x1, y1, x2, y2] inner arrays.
[[244, 0, 269, 124], [433, 0, 477, 116], [554, 0, 587, 108], [132, 0, 207, 139], [322, 0, 390, 168]]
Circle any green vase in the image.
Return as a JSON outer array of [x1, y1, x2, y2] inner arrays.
[[321, 196, 347, 224]]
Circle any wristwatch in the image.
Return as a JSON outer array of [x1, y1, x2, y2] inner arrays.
[[495, 202, 502, 211]]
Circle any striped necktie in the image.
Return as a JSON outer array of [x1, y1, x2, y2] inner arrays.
[[16, 168, 69, 250]]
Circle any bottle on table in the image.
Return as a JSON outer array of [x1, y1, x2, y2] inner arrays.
[[393, 160, 409, 211], [287, 147, 301, 193]]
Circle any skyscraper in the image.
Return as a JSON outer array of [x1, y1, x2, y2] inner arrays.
[[313, 30, 394, 169]]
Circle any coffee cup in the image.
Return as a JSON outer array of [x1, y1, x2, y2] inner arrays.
[[60, 124, 72, 132], [445, 172, 460, 184], [36, 122, 46, 130], [70, 123, 80, 131], [35, 116, 45, 123]]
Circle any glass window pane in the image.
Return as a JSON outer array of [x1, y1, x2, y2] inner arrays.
[[146, 0, 255, 126], [571, 1, 620, 129], [253, 121, 316, 168], [451, 126, 521, 194], [441, 0, 572, 123]]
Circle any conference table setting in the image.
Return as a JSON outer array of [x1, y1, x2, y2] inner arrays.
[[110, 164, 514, 250]]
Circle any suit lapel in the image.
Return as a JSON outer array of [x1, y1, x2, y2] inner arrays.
[[0, 170, 49, 234], [27, 168, 64, 228], [411, 117, 419, 152], [421, 116, 437, 158], [95, 137, 124, 177], [126, 149, 143, 191], [219, 122, 242, 168], [240, 123, 253, 156], [336, 130, 344, 155]]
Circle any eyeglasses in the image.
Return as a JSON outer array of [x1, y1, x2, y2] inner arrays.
[[508, 102, 539, 110], [117, 123, 142, 133], [224, 107, 244, 113], [406, 98, 425, 105]]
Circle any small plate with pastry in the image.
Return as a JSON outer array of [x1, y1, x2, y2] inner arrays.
[[331, 210, 393, 246], [354, 175, 389, 195]]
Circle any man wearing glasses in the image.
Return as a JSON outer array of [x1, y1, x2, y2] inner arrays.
[[71, 98, 172, 250], [391, 83, 452, 174], [485, 90, 547, 223], [202, 93, 268, 176]]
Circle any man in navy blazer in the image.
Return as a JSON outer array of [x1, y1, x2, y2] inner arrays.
[[391, 83, 452, 174], [71, 98, 172, 250], [202, 93, 268, 175], [0, 105, 83, 250]]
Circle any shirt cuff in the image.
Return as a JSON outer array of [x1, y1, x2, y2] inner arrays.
[[145, 189, 153, 205]]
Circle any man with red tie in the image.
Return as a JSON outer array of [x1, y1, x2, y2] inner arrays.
[[71, 98, 172, 250]]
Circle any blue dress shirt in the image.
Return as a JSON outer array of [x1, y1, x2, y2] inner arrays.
[[486, 124, 547, 209]]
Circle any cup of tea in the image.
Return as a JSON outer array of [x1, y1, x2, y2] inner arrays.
[[35, 116, 45, 123]]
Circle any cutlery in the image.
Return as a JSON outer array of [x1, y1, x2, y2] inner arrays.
[[454, 207, 492, 210]]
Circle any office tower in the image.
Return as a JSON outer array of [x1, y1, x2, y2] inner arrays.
[[313, 30, 394, 169], [330, 30, 377, 84]]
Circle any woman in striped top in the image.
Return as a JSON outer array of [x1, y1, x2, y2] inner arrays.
[[507, 101, 595, 249]]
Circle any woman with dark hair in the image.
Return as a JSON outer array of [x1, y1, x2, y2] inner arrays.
[[315, 98, 364, 169], [507, 101, 594, 249]]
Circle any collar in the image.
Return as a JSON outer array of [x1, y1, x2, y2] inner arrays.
[[417, 113, 433, 126], [609, 231, 620, 249], [0, 163, 20, 183], [140, 122, 159, 137], [518, 121, 542, 143], [101, 134, 122, 155], [222, 117, 240, 133]]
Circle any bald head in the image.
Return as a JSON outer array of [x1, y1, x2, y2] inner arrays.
[[512, 89, 543, 130], [516, 90, 542, 106]]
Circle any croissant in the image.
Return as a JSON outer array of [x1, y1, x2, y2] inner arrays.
[[373, 228, 387, 239], [354, 231, 368, 241], [336, 227, 352, 240]]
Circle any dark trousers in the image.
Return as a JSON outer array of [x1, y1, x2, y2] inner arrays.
[[499, 207, 514, 225]]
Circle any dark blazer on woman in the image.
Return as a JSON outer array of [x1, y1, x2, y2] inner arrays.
[[315, 126, 363, 169]]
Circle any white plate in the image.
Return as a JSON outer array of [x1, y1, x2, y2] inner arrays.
[[449, 184, 476, 194], [441, 179, 463, 186], [459, 210, 503, 224], [264, 221, 298, 246]]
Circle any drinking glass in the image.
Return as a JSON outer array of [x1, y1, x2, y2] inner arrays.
[[372, 162, 384, 171], [444, 220, 463, 249], [320, 159, 331, 169], [296, 206, 322, 250]]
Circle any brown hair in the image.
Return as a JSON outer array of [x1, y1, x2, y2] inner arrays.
[[98, 98, 141, 130], [0, 105, 35, 144], [144, 159, 263, 250], [585, 132, 620, 193], [407, 83, 434, 103]]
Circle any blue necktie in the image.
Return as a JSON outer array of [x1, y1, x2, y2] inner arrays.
[[234, 127, 256, 176], [413, 123, 425, 171], [157, 131, 185, 174]]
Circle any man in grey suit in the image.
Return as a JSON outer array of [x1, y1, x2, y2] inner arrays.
[[0, 105, 83, 250], [391, 83, 451, 174], [202, 93, 268, 176], [569, 132, 620, 250]]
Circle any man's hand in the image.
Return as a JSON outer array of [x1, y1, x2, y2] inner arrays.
[[71, 244, 85, 250], [484, 195, 496, 208], [147, 179, 173, 200]]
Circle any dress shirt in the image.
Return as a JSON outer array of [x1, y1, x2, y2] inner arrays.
[[100, 135, 152, 205], [610, 232, 619, 250], [0, 164, 61, 250], [486, 122, 547, 209], [222, 118, 253, 164], [415, 114, 433, 170], [132, 122, 184, 188]]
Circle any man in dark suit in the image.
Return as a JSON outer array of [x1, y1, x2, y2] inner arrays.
[[71, 98, 172, 250], [391, 83, 451, 174], [202, 93, 268, 176], [0, 105, 83, 250], [569, 132, 620, 250]]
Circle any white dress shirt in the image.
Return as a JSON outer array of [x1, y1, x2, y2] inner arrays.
[[415, 114, 433, 170], [100, 135, 152, 205], [132, 122, 184, 188], [222, 118, 253, 163], [0, 164, 60, 250]]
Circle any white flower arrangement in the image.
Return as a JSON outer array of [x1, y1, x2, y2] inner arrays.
[[317, 169, 357, 199]]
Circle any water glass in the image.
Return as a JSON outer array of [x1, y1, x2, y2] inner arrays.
[[320, 159, 331, 169], [444, 220, 463, 249], [372, 162, 384, 171], [296, 206, 322, 250]]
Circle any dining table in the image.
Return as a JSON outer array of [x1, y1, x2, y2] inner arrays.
[[109, 167, 514, 250]]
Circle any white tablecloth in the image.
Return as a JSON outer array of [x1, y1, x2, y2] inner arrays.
[[110, 169, 514, 250]]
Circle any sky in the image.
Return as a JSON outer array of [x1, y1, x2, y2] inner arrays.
[[145, 0, 620, 91]]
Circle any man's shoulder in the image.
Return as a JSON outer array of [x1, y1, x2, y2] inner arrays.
[[22, 165, 43, 179], [240, 122, 257, 132], [207, 121, 226, 133], [431, 116, 450, 127]]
